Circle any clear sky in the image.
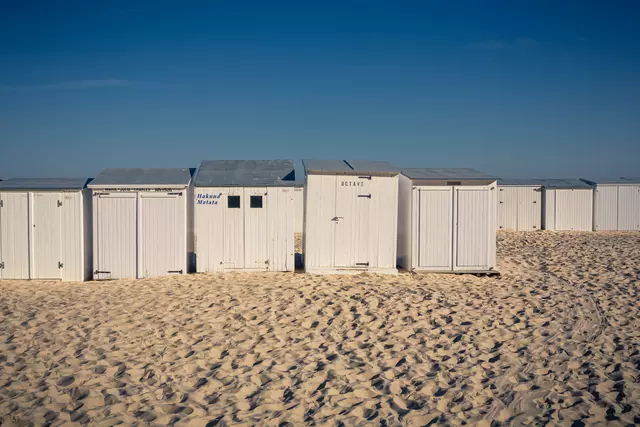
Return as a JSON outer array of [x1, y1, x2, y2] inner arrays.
[[1, 1, 639, 181]]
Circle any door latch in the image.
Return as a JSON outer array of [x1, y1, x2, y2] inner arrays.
[[58, 262, 64, 269], [331, 216, 344, 222]]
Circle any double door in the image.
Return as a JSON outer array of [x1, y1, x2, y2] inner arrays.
[[497, 187, 540, 231], [93, 191, 185, 279], [220, 188, 269, 269], [417, 186, 494, 271], [0, 192, 61, 280]]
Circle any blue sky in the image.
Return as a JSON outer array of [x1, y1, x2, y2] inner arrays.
[[1, 1, 639, 180]]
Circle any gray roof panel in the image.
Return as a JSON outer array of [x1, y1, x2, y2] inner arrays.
[[303, 159, 399, 176], [586, 177, 640, 185], [402, 168, 496, 181], [498, 178, 544, 186], [195, 160, 295, 187], [537, 178, 593, 189], [89, 168, 192, 187], [0, 178, 89, 190]]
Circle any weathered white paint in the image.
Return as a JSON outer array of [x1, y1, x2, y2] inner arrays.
[[544, 188, 593, 231], [417, 187, 453, 270], [497, 186, 542, 231], [0, 192, 30, 279], [594, 186, 619, 231], [139, 193, 187, 277], [398, 178, 497, 273], [396, 174, 413, 270], [594, 185, 640, 231], [92, 189, 189, 280], [60, 191, 89, 282], [294, 187, 304, 233], [543, 189, 556, 230], [618, 186, 640, 231], [195, 187, 294, 272], [0, 190, 90, 282], [93, 193, 138, 280], [304, 174, 398, 274], [454, 187, 496, 270], [31, 192, 62, 279]]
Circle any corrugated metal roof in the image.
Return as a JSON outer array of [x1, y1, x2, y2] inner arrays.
[[0, 178, 89, 190], [195, 160, 295, 187], [303, 160, 399, 176], [537, 178, 593, 189], [89, 168, 192, 187], [498, 178, 544, 186], [402, 168, 496, 180]]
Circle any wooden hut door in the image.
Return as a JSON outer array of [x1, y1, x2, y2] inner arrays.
[[417, 187, 453, 270], [244, 188, 268, 269], [0, 192, 30, 279], [31, 192, 62, 279], [334, 176, 371, 268], [453, 187, 491, 270], [94, 193, 138, 280]]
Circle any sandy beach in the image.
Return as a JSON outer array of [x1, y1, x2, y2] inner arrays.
[[1, 231, 639, 426]]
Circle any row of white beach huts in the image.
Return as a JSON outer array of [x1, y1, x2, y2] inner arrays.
[[0, 160, 637, 281]]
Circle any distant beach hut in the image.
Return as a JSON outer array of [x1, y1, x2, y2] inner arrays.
[[539, 179, 594, 231], [194, 160, 296, 272], [302, 160, 399, 274], [496, 179, 543, 231], [397, 168, 498, 273], [584, 178, 640, 231], [88, 168, 192, 280], [0, 178, 91, 281]]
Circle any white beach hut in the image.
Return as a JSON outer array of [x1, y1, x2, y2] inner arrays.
[[497, 179, 543, 231], [194, 160, 296, 272], [303, 160, 399, 274], [398, 168, 497, 273], [294, 185, 304, 234], [540, 179, 594, 231], [88, 168, 192, 280], [586, 178, 640, 231], [0, 178, 92, 281]]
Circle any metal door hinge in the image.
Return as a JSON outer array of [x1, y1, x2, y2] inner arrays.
[[356, 262, 369, 266], [57, 200, 63, 207], [58, 262, 64, 269], [358, 194, 372, 198], [167, 270, 183, 274], [94, 270, 111, 275], [0, 262, 4, 269], [0, 200, 3, 207]]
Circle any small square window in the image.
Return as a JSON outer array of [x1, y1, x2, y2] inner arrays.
[[250, 195, 263, 208], [228, 195, 240, 208]]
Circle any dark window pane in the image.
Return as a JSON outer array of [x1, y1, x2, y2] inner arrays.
[[250, 195, 263, 208], [228, 195, 240, 208]]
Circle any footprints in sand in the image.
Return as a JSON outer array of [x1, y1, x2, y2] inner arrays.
[[0, 232, 639, 425]]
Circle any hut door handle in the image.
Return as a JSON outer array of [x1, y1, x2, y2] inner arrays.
[[331, 216, 343, 222]]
